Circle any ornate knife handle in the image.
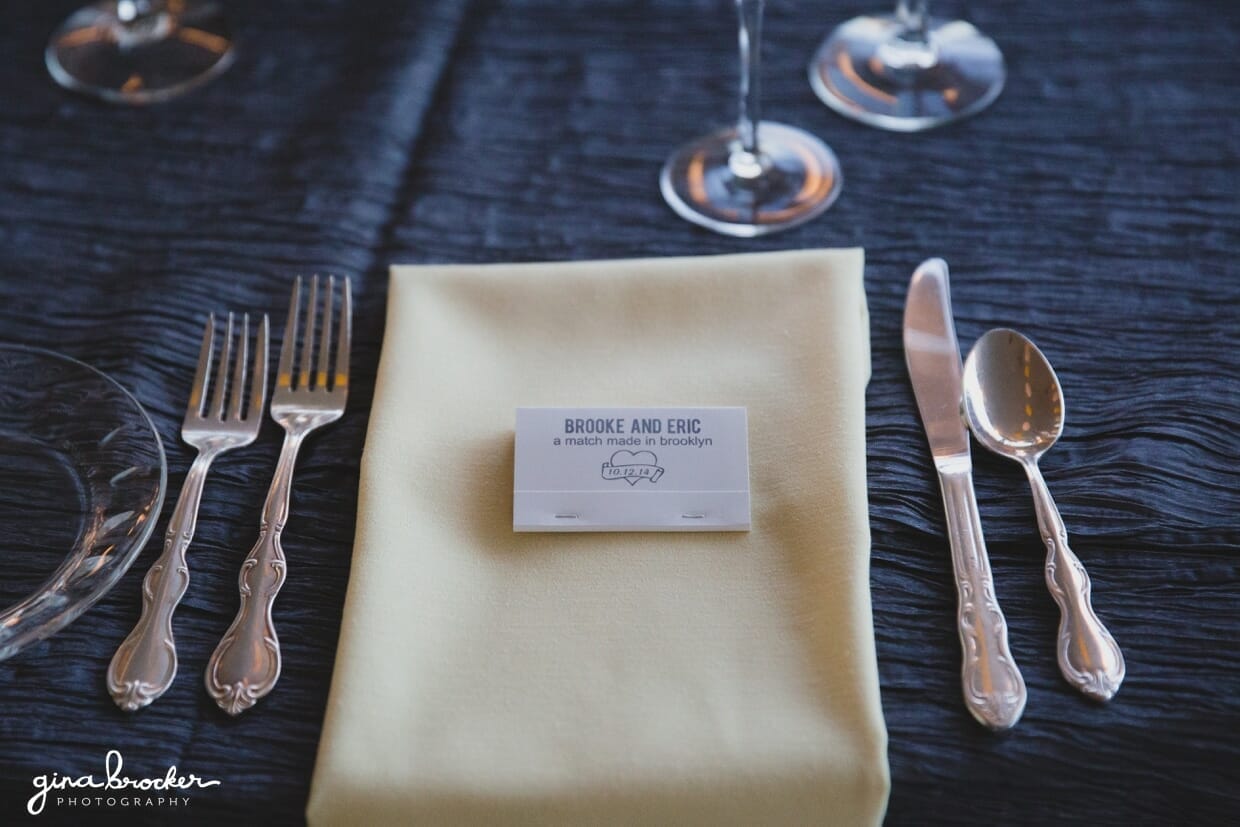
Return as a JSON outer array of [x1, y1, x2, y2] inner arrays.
[[205, 431, 303, 715], [1026, 464, 1125, 701], [108, 452, 214, 712], [939, 467, 1027, 731]]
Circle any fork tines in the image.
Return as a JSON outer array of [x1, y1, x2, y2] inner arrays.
[[278, 275, 351, 398], [187, 312, 269, 426]]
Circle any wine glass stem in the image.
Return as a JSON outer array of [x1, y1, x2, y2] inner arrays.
[[896, 0, 930, 40], [731, 0, 767, 179]]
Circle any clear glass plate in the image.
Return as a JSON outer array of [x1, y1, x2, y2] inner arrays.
[[0, 345, 166, 661]]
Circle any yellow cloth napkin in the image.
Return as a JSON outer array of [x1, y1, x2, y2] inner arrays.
[[307, 249, 889, 826]]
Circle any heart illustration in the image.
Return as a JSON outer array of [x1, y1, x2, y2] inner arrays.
[[602, 450, 664, 486]]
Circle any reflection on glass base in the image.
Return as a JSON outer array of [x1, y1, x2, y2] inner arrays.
[[660, 122, 842, 238], [46, 1, 234, 105], [809, 15, 1005, 132]]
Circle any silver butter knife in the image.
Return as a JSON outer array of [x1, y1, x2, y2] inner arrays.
[[903, 258, 1027, 731]]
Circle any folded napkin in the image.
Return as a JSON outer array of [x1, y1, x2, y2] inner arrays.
[[308, 249, 889, 826]]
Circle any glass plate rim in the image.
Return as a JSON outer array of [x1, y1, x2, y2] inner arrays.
[[0, 343, 168, 659]]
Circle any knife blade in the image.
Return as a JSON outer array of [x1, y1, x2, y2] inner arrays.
[[903, 258, 1027, 731]]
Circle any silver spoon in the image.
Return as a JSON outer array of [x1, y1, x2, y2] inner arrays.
[[962, 328, 1125, 702]]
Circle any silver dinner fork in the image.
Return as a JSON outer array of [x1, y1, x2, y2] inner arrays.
[[206, 275, 351, 715], [108, 313, 269, 711]]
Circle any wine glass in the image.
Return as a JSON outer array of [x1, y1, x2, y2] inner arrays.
[[662, 0, 842, 237], [46, 1, 234, 105], [808, 1, 1004, 131]]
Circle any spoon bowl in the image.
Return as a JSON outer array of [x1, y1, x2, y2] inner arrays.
[[962, 328, 1064, 461]]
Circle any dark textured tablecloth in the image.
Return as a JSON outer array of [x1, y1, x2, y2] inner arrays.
[[1, 1, 1237, 824]]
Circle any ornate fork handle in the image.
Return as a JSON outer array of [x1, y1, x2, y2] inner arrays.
[[108, 451, 215, 711], [940, 467, 1027, 731], [205, 428, 305, 715], [1026, 463, 1125, 701]]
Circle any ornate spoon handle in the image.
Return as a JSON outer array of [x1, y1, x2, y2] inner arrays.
[[939, 467, 1027, 730], [205, 429, 304, 715], [1025, 461, 1125, 701], [108, 451, 214, 711]]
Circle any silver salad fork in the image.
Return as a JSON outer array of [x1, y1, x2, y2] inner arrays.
[[206, 276, 351, 715], [108, 313, 269, 711]]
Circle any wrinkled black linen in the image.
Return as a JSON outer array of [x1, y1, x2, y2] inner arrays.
[[0, 1, 1237, 824]]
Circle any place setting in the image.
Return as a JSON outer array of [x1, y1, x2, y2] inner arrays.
[[0, 250, 1128, 820], [2, 0, 1233, 824]]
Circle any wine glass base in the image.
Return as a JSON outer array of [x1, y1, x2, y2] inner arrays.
[[660, 122, 842, 238], [46, 1, 234, 105], [809, 15, 1005, 132]]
